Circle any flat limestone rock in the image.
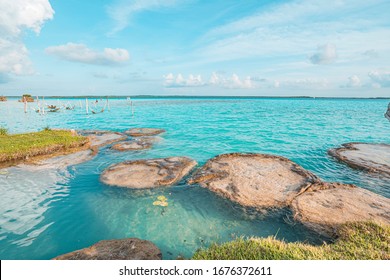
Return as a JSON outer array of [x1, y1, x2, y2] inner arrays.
[[101, 157, 197, 188], [21, 149, 96, 170], [188, 153, 320, 209], [125, 128, 165, 137], [79, 130, 127, 148], [53, 238, 162, 260], [329, 143, 390, 175], [291, 183, 390, 237], [111, 139, 153, 151]]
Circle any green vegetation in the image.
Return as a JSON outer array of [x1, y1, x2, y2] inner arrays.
[[19, 94, 34, 102], [0, 129, 88, 163], [0, 127, 8, 136], [192, 222, 390, 260]]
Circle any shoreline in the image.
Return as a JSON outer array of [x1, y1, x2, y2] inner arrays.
[[1, 95, 390, 100]]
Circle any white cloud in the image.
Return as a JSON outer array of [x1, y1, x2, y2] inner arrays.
[[0, 0, 54, 76], [164, 72, 253, 89], [107, 0, 184, 34], [45, 43, 130, 66], [346, 75, 361, 87], [309, 44, 337, 65], [368, 70, 390, 88], [163, 73, 204, 87]]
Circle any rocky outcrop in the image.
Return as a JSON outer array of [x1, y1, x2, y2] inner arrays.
[[0, 96, 6, 102], [101, 157, 197, 188], [125, 128, 165, 137], [329, 143, 390, 175], [291, 182, 390, 237], [188, 153, 320, 209], [53, 238, 162, 260], [79, 130, 127, 148], [112, 139, 153, 151]]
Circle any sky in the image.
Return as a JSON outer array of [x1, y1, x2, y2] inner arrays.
[[0, 0, 390, 97]]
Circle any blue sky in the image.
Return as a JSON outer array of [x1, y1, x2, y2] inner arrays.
[[0, 0, 390, 96]]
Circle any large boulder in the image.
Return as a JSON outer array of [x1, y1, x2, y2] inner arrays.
[[101, 157, 197, 188], [188, 153, 320, 209], [53, 238, 162, 260], [328, 143, 390, 175], [291, 182, 390, 237], [79, 130, 127, 148], [125, 128, 165, 137]]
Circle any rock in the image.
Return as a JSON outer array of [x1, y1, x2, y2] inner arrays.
[[21, 149, 96, 170], [79, 130, 127, 148], [291, 182, 390, 237], [53, 238, 162, 260], [112, 139, 153, 151], [385, 103, 390, 121], [329, 143, 390, 175], [101, 157, 197, 189], [125, 128, 165, 137], [188, 153, 320, 209]]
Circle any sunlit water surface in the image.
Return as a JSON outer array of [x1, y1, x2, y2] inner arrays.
[[0, 97, 389, 259]]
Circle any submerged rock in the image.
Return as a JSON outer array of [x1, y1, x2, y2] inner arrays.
[[291, 182, 390, 237], [125, 128, 165, 137], [101, 157, 197, 188], [21, 149, 96, 170], [53, 238, 162, 260], [329, 143, 390, 175], [79, 130, 127, 148], [112, 139, 153, 151], [188, 153, 320, 209]]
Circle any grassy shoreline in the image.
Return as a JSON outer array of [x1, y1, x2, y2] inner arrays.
[[0, 129, 88, 165], [193, 222, 390, 260]]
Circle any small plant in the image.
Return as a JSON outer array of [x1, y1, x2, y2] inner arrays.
[[43, 126, 51, 131], [0, 127, 8, 135]]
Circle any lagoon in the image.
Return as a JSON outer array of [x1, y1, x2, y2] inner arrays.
[[0, 97, 389, 259]]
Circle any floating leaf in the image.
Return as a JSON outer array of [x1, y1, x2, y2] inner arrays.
[[159, 201, 168, 207], [153, 196, 169, 207]]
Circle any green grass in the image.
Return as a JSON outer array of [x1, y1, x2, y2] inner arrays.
[[0, 127, 8, 136], [0, 129, 88, 163], [192, 222, 390, 260]]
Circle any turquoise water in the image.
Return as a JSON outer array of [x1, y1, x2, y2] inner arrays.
[[0, 97, 389, 260]]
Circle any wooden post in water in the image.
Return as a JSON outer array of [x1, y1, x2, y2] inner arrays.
[[36, 96, 40, 114], [86, 98, 89, 114], [106, 97, 110, 111], [23, 97, 27, 113], [42, 96, 45, 114]]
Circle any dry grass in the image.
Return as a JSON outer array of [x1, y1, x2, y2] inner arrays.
[[192, 221, 390, 260]]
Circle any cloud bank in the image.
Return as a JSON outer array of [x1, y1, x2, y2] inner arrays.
[[164, 72, 253, 89], [45, 43, 130, 66], [0, 0, 54, 76]]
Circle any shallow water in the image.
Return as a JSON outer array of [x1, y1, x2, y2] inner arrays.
[[0, 97, 389, 259]]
